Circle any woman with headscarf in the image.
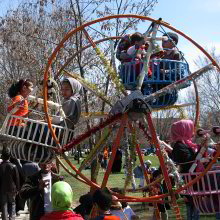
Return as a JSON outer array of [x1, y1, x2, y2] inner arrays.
[[170, 119, 201, 220], [170, 119, 201, 173], [40, 181, 84, 220]]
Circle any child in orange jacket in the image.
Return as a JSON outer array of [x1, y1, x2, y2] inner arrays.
[[7, 79, 33, 134]]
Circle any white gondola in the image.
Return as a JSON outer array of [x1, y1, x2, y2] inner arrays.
[[181, 168, 220, 213], [1, 115, 74, 147], [0, 98, 74, 163]]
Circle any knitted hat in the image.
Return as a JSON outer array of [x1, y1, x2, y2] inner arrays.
[[163, 32, 179, 45]]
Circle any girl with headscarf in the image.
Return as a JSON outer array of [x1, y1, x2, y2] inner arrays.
[[52, 78, 82, 130], [40, 181, 84, 220]]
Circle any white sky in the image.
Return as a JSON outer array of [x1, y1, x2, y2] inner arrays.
[[149, 0, 220, 71]]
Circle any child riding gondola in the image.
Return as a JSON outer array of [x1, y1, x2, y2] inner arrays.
[[0, 78, 82, 163], [116, 29, 190, 109]]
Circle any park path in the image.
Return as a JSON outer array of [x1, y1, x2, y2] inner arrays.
[[0, 206, 29, 220], [15, 204, 29, 220]]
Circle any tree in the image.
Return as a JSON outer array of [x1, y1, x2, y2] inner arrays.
[[186, 48, 220, 128], [0, 0, 158, 184]]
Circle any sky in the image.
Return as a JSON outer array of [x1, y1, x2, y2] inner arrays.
[[0, 0, 219, 71], [149, 0, 220, 71], [0, 0, 20, 15]]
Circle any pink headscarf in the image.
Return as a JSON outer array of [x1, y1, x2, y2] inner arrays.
[[171, 119, 199, 152]]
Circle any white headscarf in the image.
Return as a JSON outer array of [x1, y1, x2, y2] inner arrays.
[[62, 77, 82, 99]]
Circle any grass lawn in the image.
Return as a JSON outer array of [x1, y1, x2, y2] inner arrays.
[[59, 154, 217, 219], [60, 154, 159, 199]]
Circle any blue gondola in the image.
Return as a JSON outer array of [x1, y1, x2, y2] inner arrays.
[[119, 59, 190, 108]]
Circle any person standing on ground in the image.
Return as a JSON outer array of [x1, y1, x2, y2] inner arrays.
[[19, 161, 59, 220], [10, 157, 26, 217], [103, 147, 109, 170], [0, 147, 20, 220], [171, 120, 200, 220], [22, 161, 40, 211]]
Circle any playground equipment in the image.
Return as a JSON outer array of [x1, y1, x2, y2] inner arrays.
[[0, 15, 220, 219]]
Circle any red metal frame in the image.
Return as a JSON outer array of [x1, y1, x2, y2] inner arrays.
[[42, 14, 220, 218]]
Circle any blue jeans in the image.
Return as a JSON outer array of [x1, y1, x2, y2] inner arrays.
[[186, 203, 200, 220], [1, 192, 16, 220], [216, 212, 220, 219]]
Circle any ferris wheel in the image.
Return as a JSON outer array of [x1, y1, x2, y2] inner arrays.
[[1, 15, 220, 219]]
